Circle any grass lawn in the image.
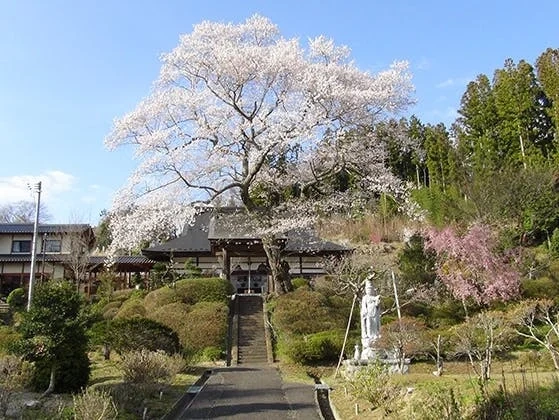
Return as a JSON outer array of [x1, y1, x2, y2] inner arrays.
[[278, 357, 559, 419]]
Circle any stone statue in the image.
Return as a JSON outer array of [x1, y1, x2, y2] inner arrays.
[[360, 279, 381, 351]]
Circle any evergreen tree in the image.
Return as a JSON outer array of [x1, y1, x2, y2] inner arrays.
[[455, 74, 499, 176], [536, 48, 559, 142], [15, 281, 90, 395], [424, 123, 457, 191], [492, 59, 554, 167]]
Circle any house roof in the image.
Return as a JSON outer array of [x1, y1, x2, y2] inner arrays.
[[0, 224, 93, 234], [143, 208, 350, 257], [0, 254, 154, 266], [0, 254, 70, 263]]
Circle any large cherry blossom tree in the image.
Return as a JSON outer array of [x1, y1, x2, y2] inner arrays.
[[105, 15, 414, 291]]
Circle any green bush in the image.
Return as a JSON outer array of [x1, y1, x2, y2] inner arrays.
[[32, 349, 90, 393], [102, 307, 119, 320], [272, 288, 346, 335], [180, 301, 229, 355], [200, 346, 223, 362], [6, 288, 26, 311], [291, 277, 309, 290], [101, 301, 122, 314], [111, 288, 136, 302], [108, 318, 181, 355], [148, 302, 191, 349], [15, 281, 90, 393], [0, 326, 20, 355], [522, 276, 559, 299], [114, 298, 146, 319], [281, 329, 345, 365], [174, 277, 233, 305], [143, 287, 180, 313]]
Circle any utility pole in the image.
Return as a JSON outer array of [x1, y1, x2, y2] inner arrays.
[[27, 181, 41, 311]]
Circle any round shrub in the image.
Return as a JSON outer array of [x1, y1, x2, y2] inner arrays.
[[175, 277, 233, 305], [281, 329, 344, 365], [108, 318, 181, 355], [148, 302, 191, 348], [291, 277, 309, 290], [103, 307, 119, 320], [102, 301, 122, 313], [272, 288, 345, 335], [143, 287, 180, 313], [7, 288, 26, 311], [180, 301, 229, 355], [114, 299, 146, 319], [112, 289, 136, 302]]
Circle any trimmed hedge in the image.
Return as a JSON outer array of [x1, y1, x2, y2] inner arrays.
[[280, 329, 345, 365], [114, 298, 146, 319], [108, 317, 181, 355], [179, 301, 229, 355], [272, 288, 347, 335], [143, 287, 180, 313], [174, 277, 233, 305]]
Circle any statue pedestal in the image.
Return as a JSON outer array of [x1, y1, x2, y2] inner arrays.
[[344, 347, 410, 376]]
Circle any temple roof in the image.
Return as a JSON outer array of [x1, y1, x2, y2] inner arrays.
[[143, 208, 350, 258]]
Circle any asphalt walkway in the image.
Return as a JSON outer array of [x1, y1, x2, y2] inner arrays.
[[176, 365, 322, 419]]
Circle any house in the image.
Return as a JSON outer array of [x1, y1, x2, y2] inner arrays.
[[142, 208, 350, 294], [0, 223, 95, 296], [0, 223, 155, 298]]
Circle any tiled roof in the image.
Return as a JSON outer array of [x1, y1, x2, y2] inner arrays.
[[0, 224, 92, 234], [0, 254, 69, 263], [0, 254, 155, 265], [143, 210, 213, 257], [89, 256, 155, 265], [143, 208, 350, 257]]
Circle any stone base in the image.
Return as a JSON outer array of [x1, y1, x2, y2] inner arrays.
[[343, 348, 410, 376]]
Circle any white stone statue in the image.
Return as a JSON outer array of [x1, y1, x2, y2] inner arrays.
[[360, 279, 381, 351]]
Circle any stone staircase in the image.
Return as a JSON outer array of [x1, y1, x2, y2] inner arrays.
[[237, 295, 268, 365]]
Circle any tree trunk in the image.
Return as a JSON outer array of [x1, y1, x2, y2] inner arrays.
[[42, 365, 56, 398], [549, 348, 559, 370], [262, 237, 292, 294]]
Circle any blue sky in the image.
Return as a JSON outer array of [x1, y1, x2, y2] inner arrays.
[[0, 0, 557, 224]]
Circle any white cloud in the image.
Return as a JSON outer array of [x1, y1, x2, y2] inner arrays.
[[0, 170, 77, 204]]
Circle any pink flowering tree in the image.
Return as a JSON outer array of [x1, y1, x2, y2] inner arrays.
[[105, 15, 414, 292], [424, 224, 520, 312]]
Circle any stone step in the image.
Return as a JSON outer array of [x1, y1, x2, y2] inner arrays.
[[235, 295, 267, 364]]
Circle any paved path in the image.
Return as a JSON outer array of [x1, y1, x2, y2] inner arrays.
[[177, 365, 321, 419]]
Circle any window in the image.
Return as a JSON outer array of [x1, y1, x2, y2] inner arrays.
[[44, 239, 61, 253], [11, 240, 31, 253]]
